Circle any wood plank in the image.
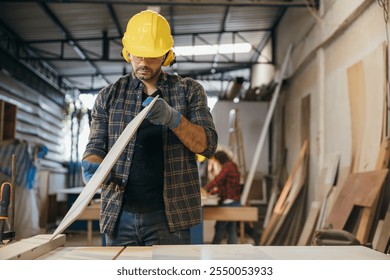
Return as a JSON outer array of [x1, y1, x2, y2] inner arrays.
[[375, 202, 390, 253], [51, 96, 158, 239], [0, 234, 65, 260], [316, 153, 340, 230], [324, 166, 351, 220], [347, 43, 386, 172], [326, 169, 388, 242], [356, 194, 380, 242], [260, 140, 308, 245], [372, 219, 384, 250], [203, 206, 258, 221], [357, 42, 386, 171], [347, 60, 365, 173], [37, 246, 124, 260], [78, 203, 100, 220], [376, 137, 390, 170], [297, 201, 321, 245], [241, 44, 292, 206]]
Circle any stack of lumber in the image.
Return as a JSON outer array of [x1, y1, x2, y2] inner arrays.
[[260, 140, 309, 245]]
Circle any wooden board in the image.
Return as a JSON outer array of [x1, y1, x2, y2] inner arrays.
[[297, 201, 321, 245], [3, 237, 390, 260], [241, 44, 292, 206], [376, 137, 390, 170], [37, 246, 124, 260], [203, 206, 258, 221], [375, 202, 390, 253], [326, 169, 388, 242], [316, 153, 341, 230], [51, 96, 158, 239], [0, 234, 65, 260], [347, 43, 386, 172], [260, 140, 308, 245]]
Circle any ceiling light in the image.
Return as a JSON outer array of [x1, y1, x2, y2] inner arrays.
[[174, 43, 251, 57]]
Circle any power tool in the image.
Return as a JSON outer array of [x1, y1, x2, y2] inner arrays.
[[0, 182, 14, 244]]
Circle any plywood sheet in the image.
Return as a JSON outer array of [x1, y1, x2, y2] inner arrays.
[[326, 169, 388, 234], [347, 43, 386, 172], [51, 96, 158, 239], [347, 60, 365, 173]]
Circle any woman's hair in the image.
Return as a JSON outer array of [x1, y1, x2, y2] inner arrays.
[[213, 150, 231, 165]]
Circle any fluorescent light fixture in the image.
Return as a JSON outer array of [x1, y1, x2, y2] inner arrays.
[[147, 6, 161, 13], [174, 43, 251, 56]]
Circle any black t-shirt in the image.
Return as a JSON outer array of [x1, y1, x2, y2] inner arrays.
[[122, 92, 164, 213]]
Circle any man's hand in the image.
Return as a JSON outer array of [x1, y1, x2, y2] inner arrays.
[[81, 160, 100, 184], [142, 97, 181, 129]]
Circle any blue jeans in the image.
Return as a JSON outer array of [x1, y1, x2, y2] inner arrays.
[[105, 209, 191, 246], [212, 201, 241, 244]]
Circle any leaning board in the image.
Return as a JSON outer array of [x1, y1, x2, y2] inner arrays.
[[51, 96, 158, 239], [326, 169, 388, 243]]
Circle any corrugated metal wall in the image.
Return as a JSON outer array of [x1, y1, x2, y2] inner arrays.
[[0, 70, 66, 166]]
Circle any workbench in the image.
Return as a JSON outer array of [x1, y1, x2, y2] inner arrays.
[[77, 203, 258, 245], [72, 192, 257, 245], [1, 234, 389, 260]]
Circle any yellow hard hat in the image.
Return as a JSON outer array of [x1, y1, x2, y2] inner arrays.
[[122, 10, 175, 66]]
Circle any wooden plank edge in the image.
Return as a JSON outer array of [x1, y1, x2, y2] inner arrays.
[[0, 234, 66, 260]]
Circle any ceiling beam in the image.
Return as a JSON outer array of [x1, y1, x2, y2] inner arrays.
[[38, 2, 110, 86], [211, 6, 231, 72], [25, 28, 271, 44], [4, 0, 318, 8], [106, 3, 123, 37]]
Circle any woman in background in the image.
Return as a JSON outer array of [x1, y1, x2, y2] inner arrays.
[[203, 150, 241, 244]]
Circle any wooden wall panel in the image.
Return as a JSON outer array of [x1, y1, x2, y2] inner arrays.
[[347, 43, 386, 173]]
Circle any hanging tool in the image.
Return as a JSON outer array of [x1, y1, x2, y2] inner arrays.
[[0, 182, 12, 244]]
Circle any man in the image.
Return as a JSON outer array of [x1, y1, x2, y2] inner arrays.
[[81, 10, 218, 246]]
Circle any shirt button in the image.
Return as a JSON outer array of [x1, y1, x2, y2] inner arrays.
[[122, 179, 125, 183], [127, 157, 130, 161]]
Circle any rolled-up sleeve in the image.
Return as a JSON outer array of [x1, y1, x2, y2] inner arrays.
[[185, 79, 218, 158]]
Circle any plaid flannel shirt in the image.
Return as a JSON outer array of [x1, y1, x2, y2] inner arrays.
[[83, 71, 218, 234], [204, 161, 241, 202]]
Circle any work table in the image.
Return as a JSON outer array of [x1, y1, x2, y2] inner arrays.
[[1, 234, 389, 260]]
